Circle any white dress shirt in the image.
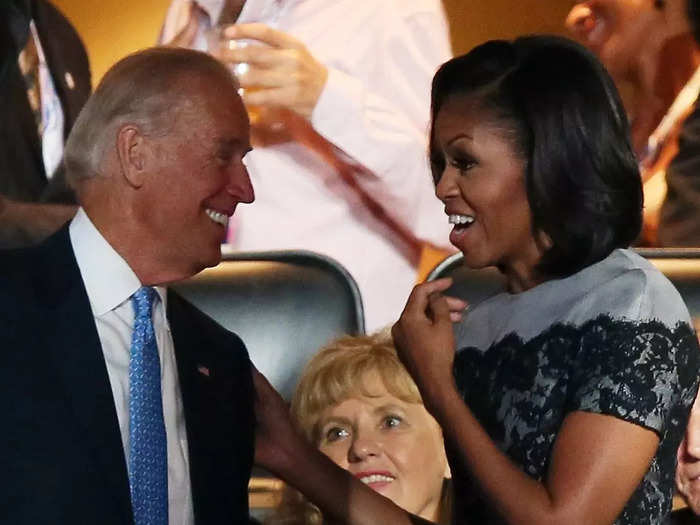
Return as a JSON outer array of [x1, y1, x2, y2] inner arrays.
[[161, 0, 454, 331], [69, 208, 194, 525]]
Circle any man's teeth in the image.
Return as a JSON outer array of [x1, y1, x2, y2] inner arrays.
[[448, 214, 475, 225], [360, 474, 395, 485], [205, 209, 228, 226]]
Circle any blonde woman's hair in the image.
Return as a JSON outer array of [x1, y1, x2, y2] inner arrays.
[[290, 329, 421, 444]]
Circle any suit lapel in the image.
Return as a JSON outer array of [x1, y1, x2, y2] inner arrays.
[[38, 227, 133, 524], [168, 293, 211, 519], [167, 290, 255, 523]]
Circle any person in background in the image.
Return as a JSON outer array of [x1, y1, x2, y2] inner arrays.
[[160, 0, 454, 331], [673, 0, 700, 495], [265, 331, 451, 525], [0, 0, 91, 248], [676, 391, 700, 522], [566, 0, 700, 246], [665, 1, 700, 520], [0, 47, 256, 524], [252, 36, 700, 525], [659, 0, 700, 245]]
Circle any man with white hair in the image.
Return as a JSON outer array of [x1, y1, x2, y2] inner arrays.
[[0, 47, 256, 524]]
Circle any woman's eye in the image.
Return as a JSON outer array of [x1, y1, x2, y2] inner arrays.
[[382, 415, 403, 429], [449, 157, 475, 173], [324, 426, 350, 442]]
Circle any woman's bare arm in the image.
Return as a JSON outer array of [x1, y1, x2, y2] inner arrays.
[[392, 278, 659, 525]]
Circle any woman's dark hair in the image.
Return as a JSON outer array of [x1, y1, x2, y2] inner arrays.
[[430, 35, 642, 277]]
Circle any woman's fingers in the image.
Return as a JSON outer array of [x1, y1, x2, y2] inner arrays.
[[445, 296, 469, 313], [402, 278, 467, 325], [428, 291, 451, 325], [403, 278, 453, 316]]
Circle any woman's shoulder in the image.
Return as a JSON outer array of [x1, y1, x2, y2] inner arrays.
[[454, 249, 693, 350], [575, 249, 691, 326], [516, 248, 692, 329]]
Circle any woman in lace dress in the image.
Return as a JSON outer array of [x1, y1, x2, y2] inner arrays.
[[253, 35, 699, 525], [392, 35, 700, 524]]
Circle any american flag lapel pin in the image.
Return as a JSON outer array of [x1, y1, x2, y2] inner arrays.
[[197, 364, 210, 377]]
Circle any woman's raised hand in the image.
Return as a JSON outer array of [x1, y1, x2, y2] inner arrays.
[[391, 278, 467, 414]]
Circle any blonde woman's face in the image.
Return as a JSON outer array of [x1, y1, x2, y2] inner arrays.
[[316, 372, 449, 522]]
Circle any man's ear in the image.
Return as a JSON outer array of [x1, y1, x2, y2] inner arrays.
[[116, 125, 149, 188]]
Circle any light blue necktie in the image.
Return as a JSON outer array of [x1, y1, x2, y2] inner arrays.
[[129, 286, 168, 525]]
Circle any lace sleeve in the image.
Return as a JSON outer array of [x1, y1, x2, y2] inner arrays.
[[566, 315, 700, 436]]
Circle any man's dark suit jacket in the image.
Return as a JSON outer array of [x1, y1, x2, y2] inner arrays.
[[0, 225, 256, 524], [0, 0, 91, 204]]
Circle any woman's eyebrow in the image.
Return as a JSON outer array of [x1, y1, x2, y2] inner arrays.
[[372, 403, 407, 415], [318, 415, 352, 427], [447, 133, 474, 146]]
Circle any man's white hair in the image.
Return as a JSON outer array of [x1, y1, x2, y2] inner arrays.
[[63, 46, 238, 186]]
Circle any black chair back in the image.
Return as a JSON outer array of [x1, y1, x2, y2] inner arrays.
[[173, 250, 365, 400]]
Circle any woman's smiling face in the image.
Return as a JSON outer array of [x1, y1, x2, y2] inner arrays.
[[316, 371, 449, 522], [432, 95, 545, 287]]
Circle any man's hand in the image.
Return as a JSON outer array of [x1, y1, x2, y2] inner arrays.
[[219, 23, 328, 119]]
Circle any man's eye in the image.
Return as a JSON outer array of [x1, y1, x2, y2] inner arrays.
[[325, 426, 350, 442]]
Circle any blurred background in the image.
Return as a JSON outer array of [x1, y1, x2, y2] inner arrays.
[[53, 0, 576, 82]]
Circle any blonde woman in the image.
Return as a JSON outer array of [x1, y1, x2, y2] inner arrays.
[[265, 332, 451, 525]]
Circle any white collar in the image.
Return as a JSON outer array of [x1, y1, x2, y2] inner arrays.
[[69, 208, 167, 316], [197, 0, 284, 25], [159, 0, 288, 46], [195, 0, 226, 25]]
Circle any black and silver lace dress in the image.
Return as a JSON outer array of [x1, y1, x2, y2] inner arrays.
[[452, 249, 700, 524]]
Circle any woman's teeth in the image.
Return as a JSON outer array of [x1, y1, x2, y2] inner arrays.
[[448, 214, 475, 226], [359, 474, 395, 485], [206, 209, 228, 226]]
